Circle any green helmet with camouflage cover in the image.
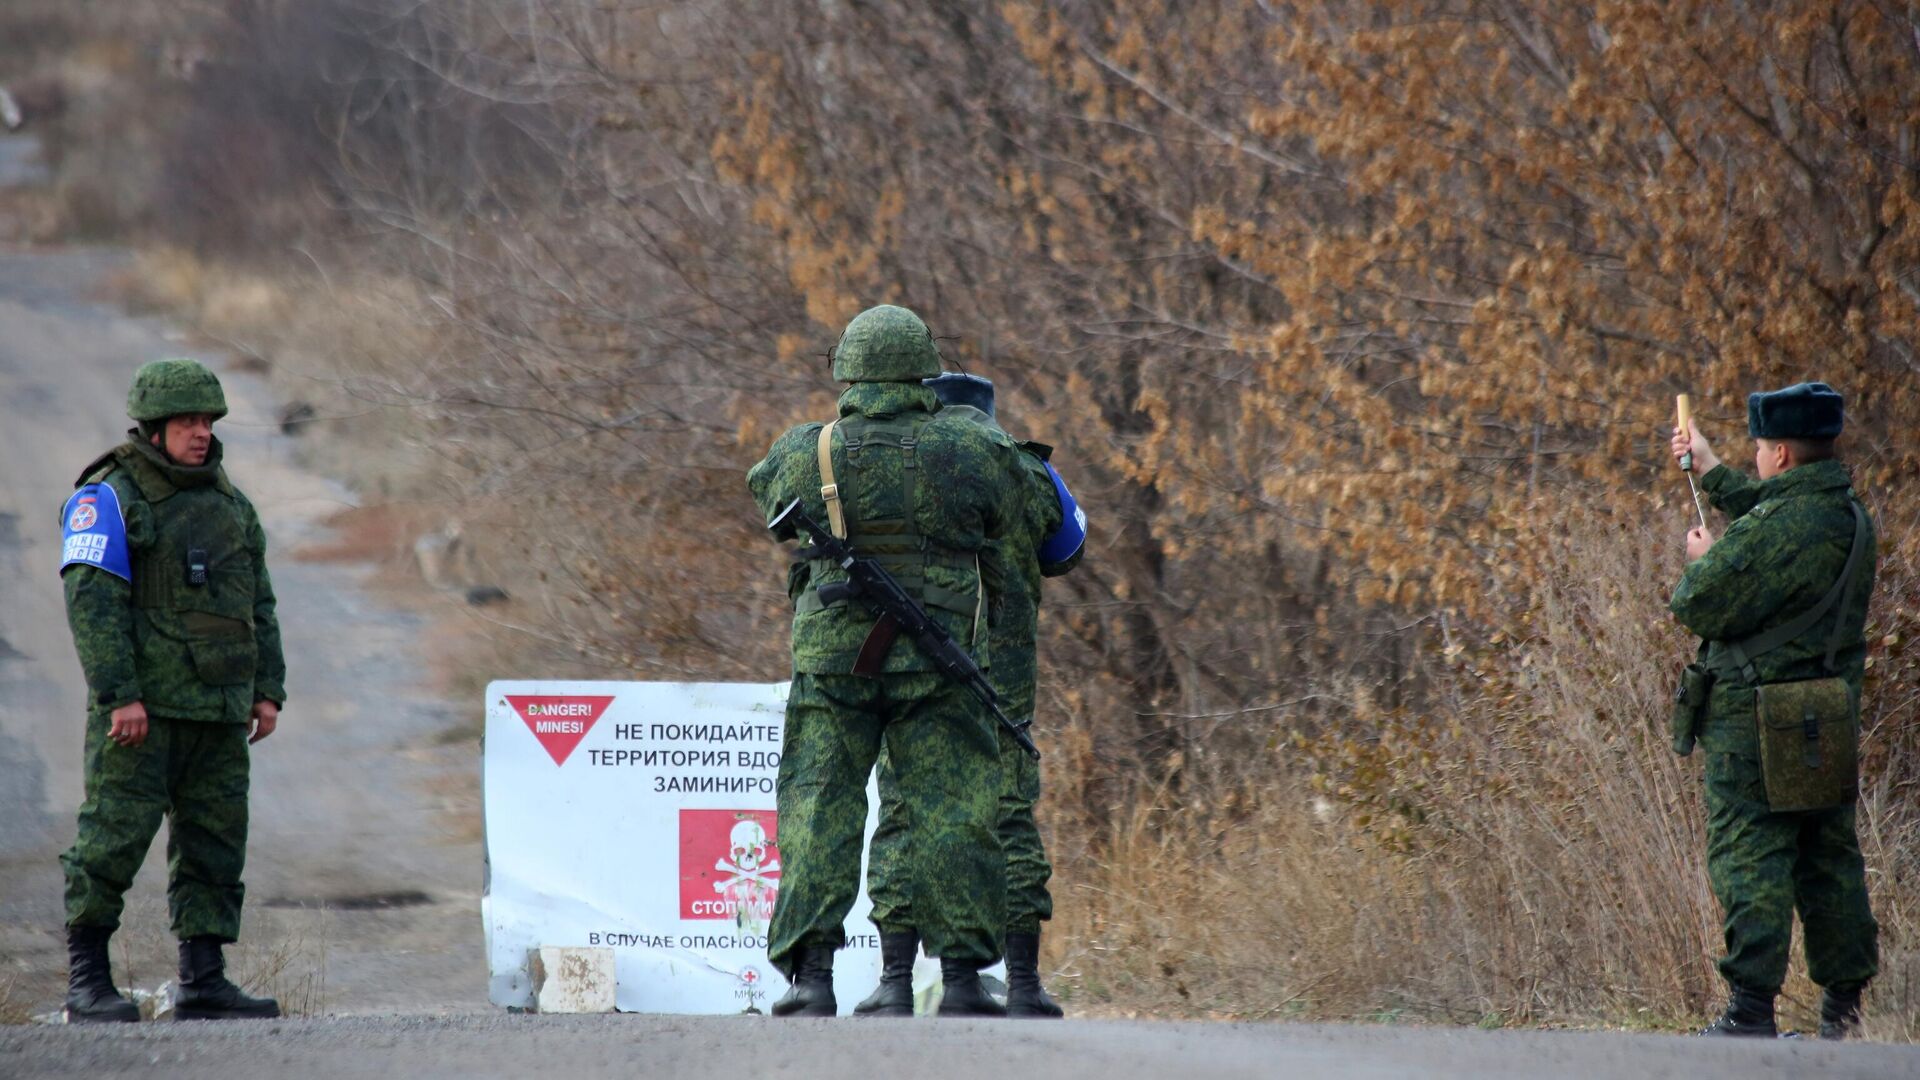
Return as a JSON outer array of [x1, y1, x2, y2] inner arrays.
[[831, 304, 942, 383], [127, 358, 228, 422]]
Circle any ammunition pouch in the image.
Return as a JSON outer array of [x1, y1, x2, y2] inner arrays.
[[179, 610, 257, 686], [1755, 677, 1858, 812], [1671, 662, 1713, 756]]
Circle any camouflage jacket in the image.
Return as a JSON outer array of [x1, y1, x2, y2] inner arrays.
[[1669, 459, 1875, 756], [942, 405, 1083, 725], [747, 383, 1026, 675], [62, 435, 286, 721]]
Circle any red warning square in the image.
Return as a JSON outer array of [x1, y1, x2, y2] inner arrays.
[[681, 809, 781, 922]]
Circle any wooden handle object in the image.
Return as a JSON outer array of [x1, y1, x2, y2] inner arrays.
[[1676, 394, 1693, 470]]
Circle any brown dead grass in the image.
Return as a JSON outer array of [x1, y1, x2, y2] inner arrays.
[[1048, 515, 1918, 1037], [0, 187, 64, 245], [293, 503, 439, 567], [0, 974, 36, 1025]]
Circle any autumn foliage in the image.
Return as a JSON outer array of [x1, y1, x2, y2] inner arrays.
[[14, 0, 1919, 1034]]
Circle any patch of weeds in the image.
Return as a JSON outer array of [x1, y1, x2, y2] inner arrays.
[[231, 907, 330, 1018], [0, 975, 38, 1025]]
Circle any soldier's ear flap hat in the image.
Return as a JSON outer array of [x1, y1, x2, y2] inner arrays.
[[924, 372, 995, 418], [1748, 382, 1844, 440]]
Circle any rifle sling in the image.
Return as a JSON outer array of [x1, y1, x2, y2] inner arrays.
[[817, 420, 846, 540], [853, 614, 901, 677]]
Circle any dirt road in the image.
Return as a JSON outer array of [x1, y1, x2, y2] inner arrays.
[[0, 133, 486, 1016], [6, 1012, 1918, 1079]]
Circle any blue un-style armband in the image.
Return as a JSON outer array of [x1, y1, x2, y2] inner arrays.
[[1037, 461, 1087, 567], [60, 483, 131, 583]]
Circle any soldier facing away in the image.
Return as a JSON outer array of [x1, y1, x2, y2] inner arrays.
[[1669, 382, 1877, 1039], [747, 305, 1029, 1017], [857, 372, 1086, 1018], [58, 358, 284, 1023]]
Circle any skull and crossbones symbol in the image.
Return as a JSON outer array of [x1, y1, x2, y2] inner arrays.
[[714, 819, 781, 893]]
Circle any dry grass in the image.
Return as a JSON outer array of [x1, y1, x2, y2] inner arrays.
[[96, 896, 329, 1020], [0, 974, 37, 1025], [1049, 515, 1918, 1038], [228, 907, 330, 1019], [292, 504, 440, 569], [0, 186, 64, 244], [106, 246, 447, 501]]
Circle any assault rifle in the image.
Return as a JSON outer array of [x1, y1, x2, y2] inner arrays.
[[770, 498, 1040, 760]]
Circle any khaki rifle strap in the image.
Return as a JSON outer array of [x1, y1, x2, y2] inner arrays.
[[974, 555, 986, 647], [817, 420, 847, 539]]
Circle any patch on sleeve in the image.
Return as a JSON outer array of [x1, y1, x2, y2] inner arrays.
[[60, 483, 131, 582], [1038, 461, 1087, 566]]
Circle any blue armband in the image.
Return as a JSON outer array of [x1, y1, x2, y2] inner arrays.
[[1038, 461, 1087, 566], [60, 483, 131, 582]]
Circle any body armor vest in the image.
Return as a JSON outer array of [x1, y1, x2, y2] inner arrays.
[[92, 443, 258, 687], [798, 412, 984, 650]]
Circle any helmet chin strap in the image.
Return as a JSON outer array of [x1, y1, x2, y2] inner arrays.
[[135, 422, 181, 466], [138, 419, 208, 467]]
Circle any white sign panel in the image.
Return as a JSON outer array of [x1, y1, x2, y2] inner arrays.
[[483, 680, 883, 1014]]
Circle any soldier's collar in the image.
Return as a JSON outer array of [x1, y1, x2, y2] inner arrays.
[[1757, 458, 1851, 500], [120, 431, 229, 494], [837, 382, 940, 419]]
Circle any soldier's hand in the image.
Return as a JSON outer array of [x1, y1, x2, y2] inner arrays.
[[249, 699, 279, 745], [1672, 421, 1719, 475], [108, 701, 148, 748], [1686, 525, 1716, 562]]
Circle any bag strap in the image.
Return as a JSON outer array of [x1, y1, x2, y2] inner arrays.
[[1824, 501, 1870, 673], [817, 420, 846, 540], [1721, 500, 1867, 682]]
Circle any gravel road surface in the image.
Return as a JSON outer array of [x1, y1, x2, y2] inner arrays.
[[4, 1013, 1917, 1080]]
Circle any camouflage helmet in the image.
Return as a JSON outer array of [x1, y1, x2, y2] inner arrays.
[[831, 305, 942, 383], [127, 358, 227, 422]]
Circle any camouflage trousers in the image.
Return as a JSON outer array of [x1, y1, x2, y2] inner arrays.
[[61, 713, 251, 941], [1705, 751, 1878, 992], [767, 672, 1004, 977], [869, 723, 1053, 937]]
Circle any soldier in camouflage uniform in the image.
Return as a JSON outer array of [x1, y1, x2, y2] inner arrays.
[[857, 373, 1085, 1019], [57, 359, 284, 1023], [748, 306, 1027, 1018], [1670, 382, 1877, 1039]]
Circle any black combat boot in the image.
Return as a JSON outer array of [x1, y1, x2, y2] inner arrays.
[[64, 925, 140, 1024], [771, 945, 837, 1017], [1819, 984, 1864, 1040], [1699, 984, 1776, 1037], [174, 937, 280, 1020], [854, 931, 918, 1017], [1003, 931, 1063, 1018], [936, 957, 1007, 1017]]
